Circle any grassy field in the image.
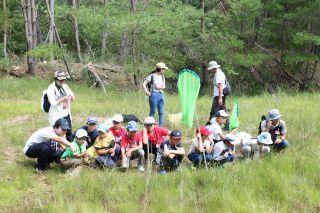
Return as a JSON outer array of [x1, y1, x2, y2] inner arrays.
[[0, 78, 319, 212]]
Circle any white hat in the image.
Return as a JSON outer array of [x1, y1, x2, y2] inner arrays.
[[257, 132, 273, 145], [54, 70, 68, 80], [216, 110, 229, 117], [207, 61, 220, 70], [144, 116, 156, 124], [112, 114, 123, 123], [156, 62, 168, 70], [75, 129, 88, 138]]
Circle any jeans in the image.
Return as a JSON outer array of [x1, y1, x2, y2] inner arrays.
[[188, 152, 214, 166], [209, 96, 226, 121], [96, 146, 121, 168], [26, 142, 62, 171], [149, 92, 165, 127], [273, 140, 289, 151]]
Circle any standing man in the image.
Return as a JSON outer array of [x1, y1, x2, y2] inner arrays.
[[207, 61, 227, 122], [142, 62, 168, 127], [23, 118, 77, 173], [47, 70, 75, 141]]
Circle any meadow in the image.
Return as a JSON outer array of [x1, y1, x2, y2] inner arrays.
[[0, 78, 319, 212]]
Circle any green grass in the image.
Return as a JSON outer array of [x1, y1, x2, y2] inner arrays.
[[0, 78, 319, 212]]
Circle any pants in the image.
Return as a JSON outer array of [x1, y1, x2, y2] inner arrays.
[[273, 140, 289, 151], [242, 144, 270, 160], [125, 149, 145, 167], [209, 96, 226, 121], [26, 142, 62, 171], [188, 152, 214, 166], [157, 153, 184, 171], [60, 158, 83, 169], [149, 92, 165, 127], [143, 142, 158, 160], [63, 114, 73, 142], [96, 146, 121, 168]]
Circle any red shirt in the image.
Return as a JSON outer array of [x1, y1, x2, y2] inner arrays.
[[121, 132, 142, 148], [142, 126, 170, 145], [109, 127, 126, 143]]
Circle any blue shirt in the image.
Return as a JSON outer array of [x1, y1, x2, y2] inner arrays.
[[71, 126, 99, 148]]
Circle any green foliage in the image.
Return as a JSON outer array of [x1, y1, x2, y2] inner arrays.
[[26, 44, 62, 60]]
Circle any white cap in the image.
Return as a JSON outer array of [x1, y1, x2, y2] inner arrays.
[[156, 62, 168, 70], [207, 61, 220, 70], [144, 116, 156, 124], [75, 129, 88, 138], [216, 110, 229, 117], [112, 114, 123, 123]]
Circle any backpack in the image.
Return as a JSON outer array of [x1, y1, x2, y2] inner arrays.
[[122, 114, 141, 123], [223, 79, 231, 96], [258, 115, 267, 134], [41, 90, 51, 113]]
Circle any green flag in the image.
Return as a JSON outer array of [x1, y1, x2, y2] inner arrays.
[[177, 69, 201, 127], [229, 98, 240, 131]]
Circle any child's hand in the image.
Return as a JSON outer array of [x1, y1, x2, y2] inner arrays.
[[126, 149, 132, 157]]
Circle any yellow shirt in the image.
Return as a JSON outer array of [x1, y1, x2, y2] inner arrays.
[[86, 132, 114, 158]]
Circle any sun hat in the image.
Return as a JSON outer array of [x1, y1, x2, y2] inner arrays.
[[267, 109, 282, 120], [55, 118, 70, 130], [112, 114, 124, 123], [207, 61, 220, 70], [197, 126, 212, 136], [156, 62, 168, 70], [54, 70, 68, 80], [127, 121, 139, 132], [257, 132, 273, 145], [98, 123, 110, 133], [86, 116, 98, 125], [144, 116, 156, 125], [75, 129, 88, 138], [224, 134, 236, 142], [216, 110, 229, 117]]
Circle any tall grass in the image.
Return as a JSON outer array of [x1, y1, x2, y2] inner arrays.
[[0, 78, 319, 212]]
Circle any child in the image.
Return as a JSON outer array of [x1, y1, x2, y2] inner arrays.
[[94, 123, 121, 168], [60, 129, 89, 169], [212, 134, 236, 165], [121, 121, 145, 172], [109, 114, 126, 145], [187, 126, 214, 167], [157, 130, 185, 174]]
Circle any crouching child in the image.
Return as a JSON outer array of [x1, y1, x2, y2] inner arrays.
[[60, 129, 89, 170], [94, 123, 121, 168], [156, 130, 185, 174], [187, 126, 214, 167], [121, 121, 145, 172], [212, 134, 236, 166]]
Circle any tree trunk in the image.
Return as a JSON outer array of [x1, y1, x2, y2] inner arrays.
[[200, 0, 205, 33], [119, 32, 128, 61], [48, 0, 55, 61], [71, 0, 82, 62], [101, 0, 108, 55], [250, 66, 276, 96], [130, 0, 137, 13], [3, 0, 8, 59], [22, 0, 36, 75]]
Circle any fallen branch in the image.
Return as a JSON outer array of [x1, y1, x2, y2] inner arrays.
[[85, 63, 107, 94], [90, 64, 117, 73]]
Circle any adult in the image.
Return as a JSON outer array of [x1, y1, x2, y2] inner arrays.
[[260, 109, 289, 151], [156, 130, 185, 174], [141, 116, 171, 161], [23, 118, 77, 173], [47, 70, 75, 141], [72, 116, 99, 149], [207, 61, 227, 122], [142, 62, 168, 127]]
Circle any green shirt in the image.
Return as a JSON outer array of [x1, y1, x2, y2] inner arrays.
[[61, 141, 86, 158]]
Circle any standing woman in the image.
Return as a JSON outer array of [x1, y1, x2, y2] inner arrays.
[[142, 62, 168, 127], [47, 70, 75, 141]]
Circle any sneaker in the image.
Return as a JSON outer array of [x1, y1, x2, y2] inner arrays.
[[122, 158, 129, 168], [137, 165, 145, 172], [159, 169, 167, 175]]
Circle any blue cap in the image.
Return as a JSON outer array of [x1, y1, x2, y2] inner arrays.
[[170, 130, 182, 138], [55, 118, 70, 130], [98, 123, 110, 133], [267, 109, 282, 120], [87, 116, 98, 124], [127, 121, 139, 132]]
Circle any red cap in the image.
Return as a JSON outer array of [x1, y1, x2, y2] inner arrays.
[[196, 126, 212, 136]]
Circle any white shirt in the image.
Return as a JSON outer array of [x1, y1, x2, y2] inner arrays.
[[213, 69, 226, 97], [23, 127, 57, 154], [207, 118, 223, 141], [145, 73, 165, 93], [212, 141, 228, 159], [47, 82, 74, 126], [188, 138, 211, 155]]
